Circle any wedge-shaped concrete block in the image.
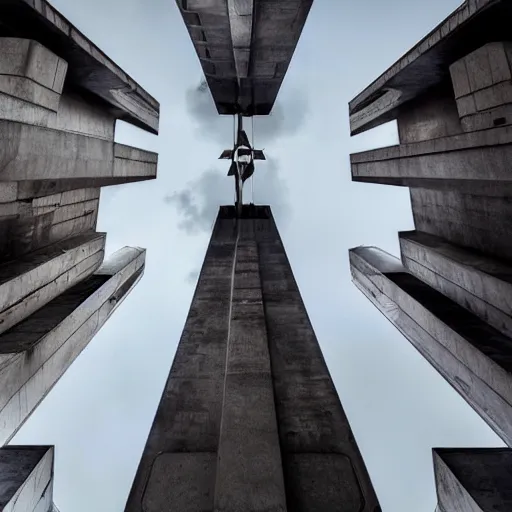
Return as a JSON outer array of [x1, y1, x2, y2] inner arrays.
[[400, 231, 512, 339], [0, 232, 106, 334], [350, 246, 512, 447], [0, 247, 145, 444], [0, 446, 54, 512], [434, 448, 512, 511]]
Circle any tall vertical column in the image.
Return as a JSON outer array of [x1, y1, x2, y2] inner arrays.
[[126, 206, 380, 512]]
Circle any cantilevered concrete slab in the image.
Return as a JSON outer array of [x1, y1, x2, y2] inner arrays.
[[0, 0, 159, 133], [433, 448, 512, 511], [349, 0, 512, 135], [126, 206, 380, 512], [0, 247, 145, 445], [176, 0, 313, 115], [350, 246, 512, 447]]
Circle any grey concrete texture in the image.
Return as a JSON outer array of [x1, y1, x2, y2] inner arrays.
[[433, 448, 512, 511], [349, 247, 512, 448], [0, 0, 159, 133], [177, 0, 313, 116], [0, 247, 145, 446], [125, 206, 380, 512], [399, 230, 512, 338], [349, 0, 512, 135], [0, 445, 54, 512]]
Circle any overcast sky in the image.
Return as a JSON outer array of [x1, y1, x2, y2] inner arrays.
[[13, 1, 503, 511]]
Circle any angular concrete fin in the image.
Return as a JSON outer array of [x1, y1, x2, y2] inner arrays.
[[434, 448, 512, 512], [0, 446, 54, 512], [0, 247, 145, 445]]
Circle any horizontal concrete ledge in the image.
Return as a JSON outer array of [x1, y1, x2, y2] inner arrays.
[[400, 230, 512, 338], [0, 121, 157, 182], [0, 247, 145, 445], [0, 446, 54, 512], [349, 0, 509, 135], [351, 126, 512, 192], [0, 0, 159, 134], [350, 246, 512, 447], [433, 448, 512, 511]]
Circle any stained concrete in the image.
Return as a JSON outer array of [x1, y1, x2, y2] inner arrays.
[[0, 446, 54, 512], [349, 0, 512, 134], [350, 247, 512, 447], [125, 206, 380, 512], [177, 0, 313, 116], [433, 448, 512, 511]]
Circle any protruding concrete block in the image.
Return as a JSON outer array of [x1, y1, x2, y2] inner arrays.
[[0, 446, 54, 512], [450, 43, 512, 132], [0, 247, 145, 444], [433, 448, 512, 511], [0, 38, 67, 121], [399, 231, 512, 338], [0, 231, 105, 335], [350, 246, 512, 447]]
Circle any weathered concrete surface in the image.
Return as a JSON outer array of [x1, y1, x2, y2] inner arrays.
[[349, 0, 512, 135], [410, 188, 512, 261], [0, 231, 105, 335], [125, 206, 380, 512], [0, 247, 145, 445], [399, 231, 512, 339], [351, 124, 512, 195], [433, 448, 512, 511], [350, 246, 512, 447], [177, 0, 313, 116], [0, 1, 159, 133], [0, 446, 54, 512]]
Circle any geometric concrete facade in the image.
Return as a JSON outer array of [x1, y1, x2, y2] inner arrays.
[[125, 205, 380, 512], [176, 0, 314, 116], [0, 1, 160, 510], [349, 0, 512, 506]]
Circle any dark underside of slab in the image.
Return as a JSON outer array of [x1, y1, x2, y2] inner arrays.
[[350, 0, 512, 134], [0, 0, 159, 133], [178, 0, 313, 116]]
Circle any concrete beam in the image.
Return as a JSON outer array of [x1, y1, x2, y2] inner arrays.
[[0, 247, 145, 445], [0, 446, 54, 512], [433, 448, 512, 511], [399, 231, 512, 339], [0, 1, 159, 134], [350, 246, 512, 447], [410, 188, 512, 261], [349, 0, 512, 135], [351, 125, 512, 196], [0, 231, 105, 335], [0, 121, 157, 182], [177, 0, 313, 115]]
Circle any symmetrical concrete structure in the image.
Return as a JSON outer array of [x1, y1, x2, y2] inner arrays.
[[349, 0, 512, 509], [0, 1, 159, 510], [126, 206, 380, 512], [176, 0, 313, 116]]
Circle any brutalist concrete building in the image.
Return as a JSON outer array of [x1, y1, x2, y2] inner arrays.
[[349, 1, 512, 510], [0, 1, 159, 509]]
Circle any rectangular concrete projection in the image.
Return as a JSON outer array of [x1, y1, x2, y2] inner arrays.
[[433, 448, 512, 511], [0, 446, 54, 512], [176, 0, 313, 115], [0, 247, 145, 446], [125, 206, 380, 512], [350, 246, 512, 447]]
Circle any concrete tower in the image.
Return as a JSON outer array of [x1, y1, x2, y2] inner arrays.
[[348, 0, 512, 509], [0, 1, 159, 509], [126, 205, 380, 511]]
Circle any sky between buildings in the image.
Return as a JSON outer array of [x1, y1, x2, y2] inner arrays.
[[13, 0, 504, 511]]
